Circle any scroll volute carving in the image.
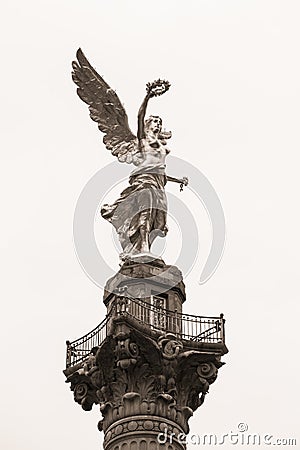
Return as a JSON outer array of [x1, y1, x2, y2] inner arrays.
[[158, 334, 183, 360], [67, 367, 103, 412], [177, 361, 218, 410]]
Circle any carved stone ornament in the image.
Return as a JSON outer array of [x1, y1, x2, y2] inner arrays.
[[114, 333, 139, 369], [158, 333, 183, 360], [67, 368, 101, 412]]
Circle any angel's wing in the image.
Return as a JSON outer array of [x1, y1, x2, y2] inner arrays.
[[72, 49, 140, 165]]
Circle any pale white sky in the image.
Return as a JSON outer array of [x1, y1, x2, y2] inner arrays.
[[1, 1, 300, 449]]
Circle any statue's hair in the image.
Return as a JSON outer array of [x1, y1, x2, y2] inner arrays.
[[144, 115, 172, 141], [144, 115, 162, 129]]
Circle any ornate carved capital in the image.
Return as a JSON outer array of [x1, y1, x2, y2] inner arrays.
[[65, 326, 223, 435]]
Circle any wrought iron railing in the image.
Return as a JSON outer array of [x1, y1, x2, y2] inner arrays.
[[65, 314, 111, 368], [65, 296, 225, 368], [116, 296, 225, 343]]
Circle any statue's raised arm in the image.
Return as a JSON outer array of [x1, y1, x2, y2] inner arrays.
[[137, 80, 171, 141]]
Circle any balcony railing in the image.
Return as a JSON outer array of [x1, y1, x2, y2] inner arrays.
[[65, 314, 111, 368], [65, 296, 225, 368]]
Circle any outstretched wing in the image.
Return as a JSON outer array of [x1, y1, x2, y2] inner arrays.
[[72, 49, 140, 165]]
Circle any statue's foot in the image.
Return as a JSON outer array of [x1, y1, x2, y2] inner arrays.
[[122, 251, 165, 266]]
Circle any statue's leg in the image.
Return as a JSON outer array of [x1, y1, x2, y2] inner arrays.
[[139, 212, 151, 253], [134, 188, 153, 253]]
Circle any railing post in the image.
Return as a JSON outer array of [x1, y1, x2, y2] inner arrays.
[[220, 313, 225, 343], [66, 340, 72, 368], [174, 308, 178, 336]]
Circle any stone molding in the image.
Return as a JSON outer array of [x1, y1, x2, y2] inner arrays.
[[103, 415, 186, 450]]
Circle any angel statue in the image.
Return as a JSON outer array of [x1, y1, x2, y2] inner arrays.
[[72, 49, 188, 261]]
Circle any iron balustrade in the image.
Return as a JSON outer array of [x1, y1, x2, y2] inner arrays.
[[65, 296, 225, 368], [66, 314, 110, 368], [116, 296, 225, 343]]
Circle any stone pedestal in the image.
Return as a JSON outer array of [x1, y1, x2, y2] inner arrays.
[[104, 259, 185, 313]]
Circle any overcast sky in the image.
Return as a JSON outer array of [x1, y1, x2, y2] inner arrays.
[[1, 1, 300, 449]]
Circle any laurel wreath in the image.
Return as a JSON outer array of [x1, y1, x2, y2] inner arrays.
[[146, 79, 171, 97]]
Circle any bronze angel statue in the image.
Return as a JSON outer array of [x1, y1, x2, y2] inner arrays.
[[72, 49, 188, 261]]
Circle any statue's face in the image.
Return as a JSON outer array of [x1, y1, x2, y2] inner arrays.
[[147, 117, 162, 134]]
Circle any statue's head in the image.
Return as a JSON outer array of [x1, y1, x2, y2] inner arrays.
[[145, 115, 162, 135]]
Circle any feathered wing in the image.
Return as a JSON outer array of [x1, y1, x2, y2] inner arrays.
[[72, 49, 141, 165]]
